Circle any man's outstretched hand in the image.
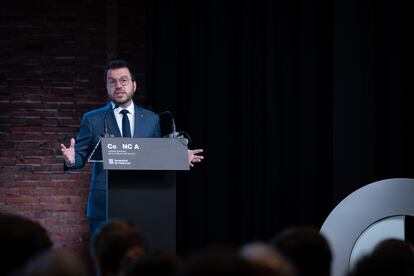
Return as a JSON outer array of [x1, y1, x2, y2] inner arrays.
[[188, 149, 204, 167], [60, 138, 75, 166]]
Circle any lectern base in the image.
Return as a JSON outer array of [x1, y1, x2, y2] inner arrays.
[[107, 170, 176, 252]]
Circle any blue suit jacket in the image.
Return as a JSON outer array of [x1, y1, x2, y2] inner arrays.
[[67, 102, 160, 219]]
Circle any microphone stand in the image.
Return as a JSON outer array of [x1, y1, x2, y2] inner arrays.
[[88, 104, 119, 162], [159, 110, 192, 146]]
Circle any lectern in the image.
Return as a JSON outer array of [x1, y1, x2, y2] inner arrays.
[[100, 137, 189, 252]]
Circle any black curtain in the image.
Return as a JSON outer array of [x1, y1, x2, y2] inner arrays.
[[144, 0, 414, 255]]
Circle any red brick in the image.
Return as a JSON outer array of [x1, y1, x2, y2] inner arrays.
[[3, 197, 39, 203], [0, 142, 14, 149], [36, 181, 76, 188], [0, 150, 18, 157], [10, 126, 43, 133], [0, 188, 20, 197], [0, 170, 17, 180], [0, 157, 17, 165], [43, 204, 84, 212], [0, 181, 37, 188], [18, 174, 51, 181], [0, 166, 18, 174], [39, 196, 82, 204], [0, 0, 146, 255], [0, 204, 43, 212]]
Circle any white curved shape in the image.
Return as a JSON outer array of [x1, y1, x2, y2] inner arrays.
[[320, 178, 414, 276], [349, 216, 404, 269]]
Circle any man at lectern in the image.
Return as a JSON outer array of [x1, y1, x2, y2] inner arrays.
[[60, 60, 203, 234]]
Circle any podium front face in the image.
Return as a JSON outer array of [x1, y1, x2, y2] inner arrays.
[[102, 137, 189, 253], [107, 170, 177, 253]]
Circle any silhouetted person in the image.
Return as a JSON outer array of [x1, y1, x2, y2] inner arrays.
[[92, 220, 146, 276], [121, 249, 182, 276], [0, 212, 53, 275], [240, 242, 296, 276], [179, 247, 253, 276], [349, 238, 414, 276], [270, 226, 332, 276], [18, 249, 89, 276]]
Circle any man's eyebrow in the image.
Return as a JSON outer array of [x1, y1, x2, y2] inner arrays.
[[108, 75, 130, 79]]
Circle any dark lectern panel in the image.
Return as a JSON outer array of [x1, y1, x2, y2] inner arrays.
[[108, 170, 176, 252]]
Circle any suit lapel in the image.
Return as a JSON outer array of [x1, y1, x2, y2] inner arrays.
[[105, 103, 122, 137], [133, 105, 145, 137]]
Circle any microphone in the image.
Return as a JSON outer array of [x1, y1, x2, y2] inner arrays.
[[103, 103, 119, 137], [158, 111, 179, 138], [170, 112, 179, 138], [158, 111, 192, 146]]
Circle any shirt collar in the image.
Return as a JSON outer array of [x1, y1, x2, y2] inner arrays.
[[111, 102, 135, 115]]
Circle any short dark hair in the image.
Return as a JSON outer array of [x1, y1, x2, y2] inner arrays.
[[104, 59, 136, 83], [92, 220, 146, 275], [20, 249, 89, 276], [270, 226, 332, 276], [123, 250, 182, 276], [180, 247, 254, 276], [349, 239, 414, 276], [0, 212, 53, 275]]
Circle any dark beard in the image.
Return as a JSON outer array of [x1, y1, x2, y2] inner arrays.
[[112, 97, 132, 105], [110, 91, 133, 106]]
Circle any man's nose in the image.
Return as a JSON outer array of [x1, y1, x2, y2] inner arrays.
[[115, 80, 123, 88]]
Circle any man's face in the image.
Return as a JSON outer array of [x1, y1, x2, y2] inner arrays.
[[106, 67, 136, 107]]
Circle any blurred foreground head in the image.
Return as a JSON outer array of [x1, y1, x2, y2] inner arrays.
[[121, 249, 182, 276], [349, 238, 414, 276], [0, 212, 53, 275], [179, 247, 253, 276], [92, 220, 146, 276], [18, 249, 88, 276], [270, 226, 332, 276], [240, 242, 296, 276]]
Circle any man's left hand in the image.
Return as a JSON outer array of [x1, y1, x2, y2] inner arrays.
[[188, 149, 204, 167]]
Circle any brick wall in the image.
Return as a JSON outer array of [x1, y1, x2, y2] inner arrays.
[[0, 0, 146, 256]]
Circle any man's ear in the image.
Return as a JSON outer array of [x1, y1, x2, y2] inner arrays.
[[133, 81, 137, 92]]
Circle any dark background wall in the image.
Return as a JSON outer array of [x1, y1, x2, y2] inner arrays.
[[1, 0, 414, 257]]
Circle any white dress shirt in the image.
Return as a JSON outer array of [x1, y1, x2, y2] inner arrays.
[[112, 102, 135, 136]]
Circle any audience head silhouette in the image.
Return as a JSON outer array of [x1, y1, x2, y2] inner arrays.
[[179, 247, 253, 276], [17, 249, 88, 276], [121, 249, 182, 276], [0, 212, 53, 275], [239, 241, 296, 276], [349, 238, 414, 276], [92, 220, 146, 276], [270, 226, 332, 276]]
